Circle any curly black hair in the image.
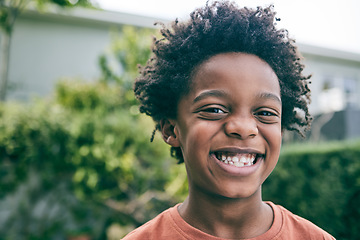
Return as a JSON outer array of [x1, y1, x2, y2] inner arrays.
[[134, 1, 312, 163]]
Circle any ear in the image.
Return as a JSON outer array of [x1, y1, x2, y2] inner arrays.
[[159, 119, 180, 147]]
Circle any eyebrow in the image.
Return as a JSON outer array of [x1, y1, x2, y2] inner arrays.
[[258, 92, 282, 104], [193, 89, 282, 104], [193, 90, 228, 103]]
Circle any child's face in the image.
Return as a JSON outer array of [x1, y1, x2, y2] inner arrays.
[[167, 53, 282, 199]]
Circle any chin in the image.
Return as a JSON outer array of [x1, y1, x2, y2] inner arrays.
[[213, 186, 261, 200]]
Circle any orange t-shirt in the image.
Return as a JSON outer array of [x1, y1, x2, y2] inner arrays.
[[122, 202, 335, 240]]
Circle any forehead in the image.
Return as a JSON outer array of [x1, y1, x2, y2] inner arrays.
[[189, 52, 280, 94]]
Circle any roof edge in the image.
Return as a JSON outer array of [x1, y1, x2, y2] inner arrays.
[[19, 6, 360, 64], [20, 6, 170, 29], [298, 43, 360, 64]]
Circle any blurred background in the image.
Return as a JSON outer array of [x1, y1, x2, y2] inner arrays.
[[0, 0, 359, 239]]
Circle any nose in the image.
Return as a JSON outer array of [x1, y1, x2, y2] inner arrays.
[[224, 114, 258, 139]]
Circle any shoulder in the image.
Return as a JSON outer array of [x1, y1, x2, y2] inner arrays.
[[271, 203, 335, 240], [121, 204, 184, 240]]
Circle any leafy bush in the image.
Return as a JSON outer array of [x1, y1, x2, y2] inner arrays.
[[0, 25, 188, 239], [263, 140, 360, 240], [0, 81, 187, 239], [1, 23, 358, 239]]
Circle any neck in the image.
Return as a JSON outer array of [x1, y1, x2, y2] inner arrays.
[[178, 186, 273, 239]]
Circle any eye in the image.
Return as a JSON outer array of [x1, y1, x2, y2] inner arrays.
[[196, 105, 228, 120], [203, 107, 225, 114], [257, 111, 276, 116], [254, 109, 280, 123]]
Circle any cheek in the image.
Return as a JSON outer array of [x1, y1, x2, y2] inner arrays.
[[258, 124, 282, 183], [261, 122, 282, 141], [262, 124, 282, 161], [259, 123, 282, 154], [179, 122, 215, 158]]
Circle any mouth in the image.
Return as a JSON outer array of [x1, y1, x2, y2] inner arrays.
[[213, 151, 264, 168]]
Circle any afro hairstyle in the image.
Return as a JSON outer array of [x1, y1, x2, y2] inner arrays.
[[134, 0, 312, 163]]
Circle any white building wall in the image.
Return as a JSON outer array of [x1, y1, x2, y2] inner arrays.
[[301, 53, 360, 115], [8, 16, 111, 100], [3, 7, 360, 116], [5, 7, 165, 101]]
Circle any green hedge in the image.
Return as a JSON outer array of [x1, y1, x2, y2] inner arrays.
[[263, 141, 360, 240], [1, 24, 358, 239], [0, 81, 186, 239], [0, 26, 187, 239], [1, 86, 359, 239]]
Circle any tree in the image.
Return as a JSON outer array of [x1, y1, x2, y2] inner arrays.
[[0, 0, 94, 101]]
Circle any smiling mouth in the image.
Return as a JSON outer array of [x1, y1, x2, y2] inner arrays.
[[214, 152, 264, 167]]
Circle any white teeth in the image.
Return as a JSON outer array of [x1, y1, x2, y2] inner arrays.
[[216, 153, 257, 168], [234, 162, 244, 167], [240, 156, 248, 163]]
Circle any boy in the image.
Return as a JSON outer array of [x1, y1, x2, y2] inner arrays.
[[123, 1, 335, 239]]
